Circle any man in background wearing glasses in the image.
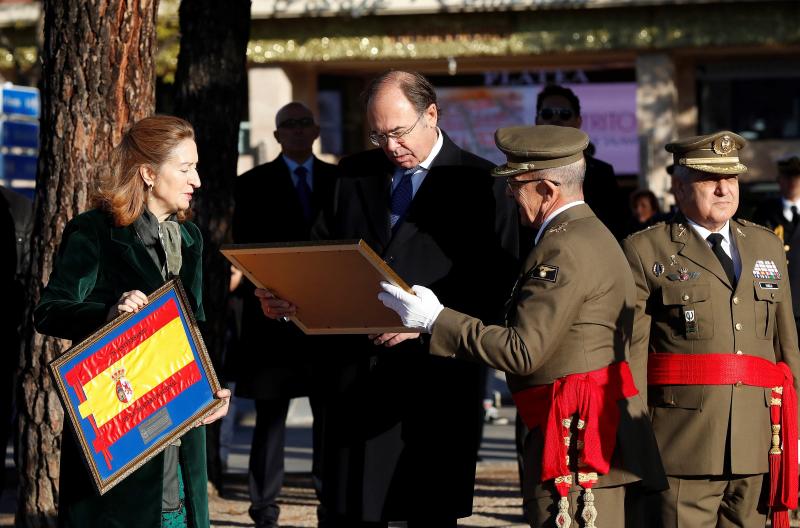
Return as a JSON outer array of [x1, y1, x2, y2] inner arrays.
[[535, 84, 627, 240], [379, 124, 666, 527], [257, 71, 519, 527], [233, 102, 340, 528]]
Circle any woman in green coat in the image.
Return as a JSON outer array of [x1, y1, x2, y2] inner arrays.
[[35, 115, 230, 528]]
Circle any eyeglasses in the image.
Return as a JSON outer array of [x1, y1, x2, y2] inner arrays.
[[538, 107, 575, 122], [505, 177, 562, 191], [369, 112, 424, 147], [277, 117, 315, 129]]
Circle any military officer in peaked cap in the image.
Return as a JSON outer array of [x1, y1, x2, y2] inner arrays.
[[623, 132, 800, 527], [379, 125, 666, 527], [753, 155, 800, 339]]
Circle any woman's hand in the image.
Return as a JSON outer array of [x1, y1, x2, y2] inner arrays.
[[107, 290, 148, 321], [254, 288, 296, 320], [199, 388, 231, 426]]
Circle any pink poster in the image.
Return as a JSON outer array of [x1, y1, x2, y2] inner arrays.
[[438, 83, 638, 175]]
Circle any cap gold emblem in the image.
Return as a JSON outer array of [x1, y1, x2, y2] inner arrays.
[[712, 135, 734, 155]]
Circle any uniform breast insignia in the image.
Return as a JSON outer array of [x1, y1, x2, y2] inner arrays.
[[548, 223, 567, 234], [652, 262, 665, 277], [759, 282, 779, 290], [684, 308, 698, 337], [666, 267, 700, 281], [753, 260, 781, 280], [529, 264, 559, 282]]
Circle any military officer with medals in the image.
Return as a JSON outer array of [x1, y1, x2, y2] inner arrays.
[[379, 125, 666, 527], [622, 132, 800, 527], [753, 155, 800, 338]]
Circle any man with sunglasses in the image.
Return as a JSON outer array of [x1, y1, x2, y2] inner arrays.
[[535, 85, 626, 240], [379, 124, 666, 527], [257, 71, 519, 527], [233, 102, 340, 528]]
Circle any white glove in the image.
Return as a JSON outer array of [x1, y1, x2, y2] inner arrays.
[[378, 281, 444, 333]]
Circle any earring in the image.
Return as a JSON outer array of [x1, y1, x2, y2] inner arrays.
[[147, 182, 153, 191]]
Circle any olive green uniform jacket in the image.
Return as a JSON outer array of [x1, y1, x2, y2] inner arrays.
[[622, 216, 800, 476], [430, 204, 667, 502], [34, 209, 209, 528]]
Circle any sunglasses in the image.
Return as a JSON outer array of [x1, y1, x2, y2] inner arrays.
[[277, 117, 315, 129], [538, 107, 575, 121]]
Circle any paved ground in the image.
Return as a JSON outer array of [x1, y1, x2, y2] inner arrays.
[[0, 396, 528, 527]]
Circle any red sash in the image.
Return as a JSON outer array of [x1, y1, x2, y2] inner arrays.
[[649, 353, 798, 528], [513, 361, 638, 496]]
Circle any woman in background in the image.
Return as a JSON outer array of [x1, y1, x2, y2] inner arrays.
[[35, 115, 230, 528], [628, 188, 662, 232]]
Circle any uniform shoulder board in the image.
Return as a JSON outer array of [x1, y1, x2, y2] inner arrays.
[[736, 218, 782, 239], [624, 220, 668, 241]]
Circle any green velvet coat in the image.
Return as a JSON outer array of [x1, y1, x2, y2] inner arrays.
[[34, 208, 209, 528]]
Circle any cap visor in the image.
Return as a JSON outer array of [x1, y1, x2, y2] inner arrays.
[[492, 164, 531, 177], [687, 163, 748, 175]]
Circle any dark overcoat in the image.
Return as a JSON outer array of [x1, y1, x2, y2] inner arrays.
[[232, 155, 340, 399], [313, 131, 519, 522], [34, 208, 209, 528]]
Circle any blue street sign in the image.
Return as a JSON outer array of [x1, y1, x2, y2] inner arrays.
[[0, 85, 40, 118], [1, 119, 39, 149], [0, 153, 37, 183]]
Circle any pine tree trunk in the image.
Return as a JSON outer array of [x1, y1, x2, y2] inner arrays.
[[18, 1, 158, 525], [171, 0, 251, 490]]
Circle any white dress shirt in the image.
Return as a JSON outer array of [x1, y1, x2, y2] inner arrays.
[[283, 154, 314, 191], [534, 201, 586, 245], [390, 127, 444, 198], [781, 197, 800, 223], [687, 219, 742, 280]]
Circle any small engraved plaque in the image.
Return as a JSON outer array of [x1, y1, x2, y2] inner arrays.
[[139, 407, 173, 444]]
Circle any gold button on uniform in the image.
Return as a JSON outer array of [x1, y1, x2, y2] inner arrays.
[[735, 381, 743, 387], [735, 323, 743, 331], [682, 294, 690, 301], [733, 296, 739, 305], [771, 293, 776, 299], [736, 350, 743, 355]]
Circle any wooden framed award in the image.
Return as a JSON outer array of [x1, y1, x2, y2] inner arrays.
[[221, 239, 420, 334], [49, 278, 223, 495]]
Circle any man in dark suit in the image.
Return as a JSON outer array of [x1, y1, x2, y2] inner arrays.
[[232, 102, 340, 528], [258, 71, 519, 527], [535, 84, 627, 239], [753, 154, 800, 336]]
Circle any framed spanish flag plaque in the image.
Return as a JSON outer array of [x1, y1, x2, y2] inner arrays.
[[49, 278, 223, 495], [221, 239, 420, 334]]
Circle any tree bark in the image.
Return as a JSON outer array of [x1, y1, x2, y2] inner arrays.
[[171, 0, 251, 491], [18, 1, 158, 525]]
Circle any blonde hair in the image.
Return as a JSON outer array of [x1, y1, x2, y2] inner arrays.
[[93, 115, 195, 226]]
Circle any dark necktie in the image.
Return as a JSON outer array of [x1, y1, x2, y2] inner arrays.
[[707, 233, 736, 286], [791, 205, 799, 228], [294, 165, 313, 222], [390, 169, 415, 230]]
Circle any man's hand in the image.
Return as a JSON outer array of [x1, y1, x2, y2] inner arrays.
[[368, 332, 421, 347], [378, 282, 444, 334], [254, 288, 296, 320]]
